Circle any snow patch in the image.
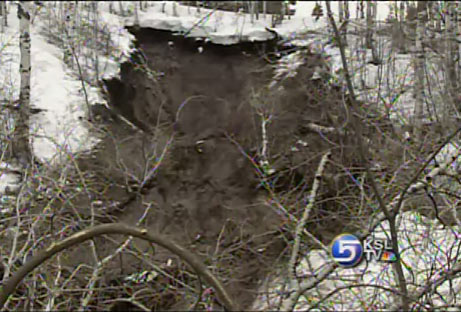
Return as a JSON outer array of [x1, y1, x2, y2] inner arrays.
[[123, 1, 392, 45], [0, 162, 21, 195], [252, 211, 461, 311]]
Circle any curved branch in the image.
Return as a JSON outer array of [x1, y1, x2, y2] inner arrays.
[[0, 223, 238, 311]]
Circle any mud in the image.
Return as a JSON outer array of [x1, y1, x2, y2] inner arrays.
[[66, 28, 364, 310]]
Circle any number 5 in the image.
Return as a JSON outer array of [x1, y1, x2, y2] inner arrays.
[[337, 240, 357, 262]]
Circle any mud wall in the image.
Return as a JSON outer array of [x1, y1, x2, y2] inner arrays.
[[97, 28, 361, 310]]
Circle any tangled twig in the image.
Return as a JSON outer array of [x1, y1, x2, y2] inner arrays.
[[0, 223, 239, 311]]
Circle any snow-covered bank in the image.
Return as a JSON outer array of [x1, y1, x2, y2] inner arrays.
[[0, 2, 135, 197], [29, 33, 99, 162], [0, 3, 135, 165]]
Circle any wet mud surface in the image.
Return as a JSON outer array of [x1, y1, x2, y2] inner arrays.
[[67, 28, 362, 310]]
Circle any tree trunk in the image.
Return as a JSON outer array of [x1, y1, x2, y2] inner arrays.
[[413, 1, 427, 136], [134, 1, 139, 24], [281, 1, 286, 22], [64, 2, 74, 69], [249, 1, 254, 24], [393, 0, 398, 21], [3, 1, 7, 27], [366, 1, 379, 63], [58, 1, 64, 47], [118, 1, 125, 16], [286, 1, 291, 20], [14, 1, 32, 166], [338, 1, 344, 23], [344, 1, 349, 20], [340, 1, 349, 45], [399, 1, 405, 23], [445, 2, 459, 112], [172, 2, 178, 17], [263, 1, 266, 20], [93, 1, 99, 81], [434, 1, 441, 32], [0, 2, 7, 31], [372, 0, 377, 21], [366, 1, 372, 48], [454, 2, 461, 91], [426, 1, 433, 30], [0, 2, 4, 32], [73, 1, 79, 57]]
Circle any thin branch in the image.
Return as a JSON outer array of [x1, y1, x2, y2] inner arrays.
[[324, 2, 409, 309], [280, 213, 388, 311], [388, 261, 461, 311], [288, 151, 331, 283], [0, 224, 239, 311], [310, 283, 405, 311], [79, 205, 152, 309], [62, 23, 91, 121], [305, 122, 343, 135], [393, 125, 461, 215]]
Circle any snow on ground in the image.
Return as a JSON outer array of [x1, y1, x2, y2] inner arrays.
[[252, 210, 461, 311], [0, 4, 133, 165], [92, 6, 136, 80], [123, 1, 392, 44], [346, 40, 454, 125], [0, 162, 21, 194], [267, 33, 420, 123], [0, 5, 105, 162], [1, 6, 89, 163], [29, 33, 99, 162], [0, 3, 135, 196]]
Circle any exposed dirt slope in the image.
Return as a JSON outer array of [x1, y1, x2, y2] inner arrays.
[[67, 28, 363, 310]]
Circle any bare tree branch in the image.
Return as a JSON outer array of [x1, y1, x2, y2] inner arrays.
[[0, 223, 239, 311], [288, 151, 331, 283], [324, 1, 409, 309]]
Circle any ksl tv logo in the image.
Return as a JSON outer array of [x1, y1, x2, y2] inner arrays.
[[330, 233, 398, 267]]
